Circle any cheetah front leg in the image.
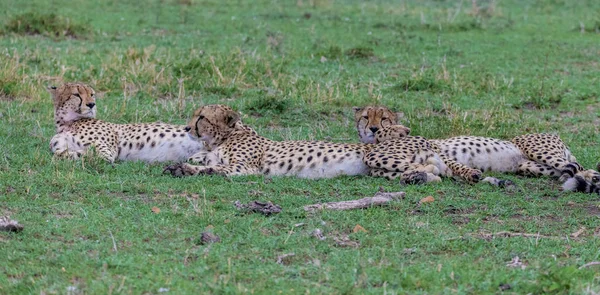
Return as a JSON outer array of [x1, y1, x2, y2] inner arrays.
[[438, 155, 482, 183], [94, 142, 118, 163], [368, 167, 440, 184], [188, 150, 221, 166], [163, 162, 259, 177], [374, 125, 412, 143], [50, 133, 86, 160]]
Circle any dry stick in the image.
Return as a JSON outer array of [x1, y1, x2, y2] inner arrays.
[[579, 262, 600, 269], [304, 191, 405, 212], [109, 230, 118, 253], [446, 231, 562, 241]]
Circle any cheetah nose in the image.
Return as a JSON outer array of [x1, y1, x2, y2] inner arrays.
[[184, 126, 191, 132], [86, 102, 96, 109], [369, 127, 379, 133]]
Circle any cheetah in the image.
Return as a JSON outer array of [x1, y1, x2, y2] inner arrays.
[[163, 105, 468, 183], [354, 106, 482, 183], [49, 82, 206, 163], [354, 106, 600, 187]]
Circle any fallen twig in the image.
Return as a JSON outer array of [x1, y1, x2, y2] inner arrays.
[[304, 191, 405, 212], [109, 230, 118, 253], [446, 231, 562, 241], [579, 262, 600, 269]]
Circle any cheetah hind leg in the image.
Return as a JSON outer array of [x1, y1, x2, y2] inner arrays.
[[516, 159, 561, 178], [520, 147, 585, 183], [557, 162, 598, 184]]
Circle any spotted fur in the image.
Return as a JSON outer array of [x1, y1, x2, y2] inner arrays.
[[48, 82, 204, 163], [562, 175, 600, 195], [357, 106, 600, 188], [163, 105, 463, 183]]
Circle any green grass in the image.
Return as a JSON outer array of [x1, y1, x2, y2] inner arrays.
[[1, 0, 600, 293]]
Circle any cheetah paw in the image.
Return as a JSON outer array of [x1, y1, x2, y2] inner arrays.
[[400, 171, 429, 185], [468, 169, 482, 183], [163, 163, 191, 177]]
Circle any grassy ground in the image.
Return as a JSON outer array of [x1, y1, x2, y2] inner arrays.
[[1, 0, 600, 293]]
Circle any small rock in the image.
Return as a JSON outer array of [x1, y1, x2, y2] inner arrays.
[[506, 256, 526, 269], [499, 283, 511, 291], [234, 200, 281, 216], [419, 196, 435, 204], [333, 235, 359, 248], [276, 253, 295, 264], [200, 232, 221, 245], [352, 224, 367, 233], [312, 229, 326, 240], [0, 216, 23, 232]]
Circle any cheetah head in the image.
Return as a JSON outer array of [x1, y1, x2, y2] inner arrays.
[[577, 169, 600, 186], [186, 104, 241, 148], [353, 106, 402, 143], [48, 83, 97, 123]]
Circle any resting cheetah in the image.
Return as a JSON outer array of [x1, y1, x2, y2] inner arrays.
[[163, 105, 473, 183], [49, 82, 205, 163], [354, 106, 600, 186], [353, 106, 481, 183]]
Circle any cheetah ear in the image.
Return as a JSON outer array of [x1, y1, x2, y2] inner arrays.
[[352, 106, 363, 113], [225, 110, 240, 127], [47, 86, 58, 98]]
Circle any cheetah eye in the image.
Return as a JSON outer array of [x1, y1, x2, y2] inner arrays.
[[362, 116, 368, 119], [593, 176, 600, 183], [91, 93, 94, 97], [73, 93, 81, 98], [199, 115, 205, 120]]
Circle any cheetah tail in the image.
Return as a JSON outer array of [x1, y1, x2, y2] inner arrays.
[[481, 177, 515, 188], [562, 176, 600, 195], [559, 162, 584, 182]]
